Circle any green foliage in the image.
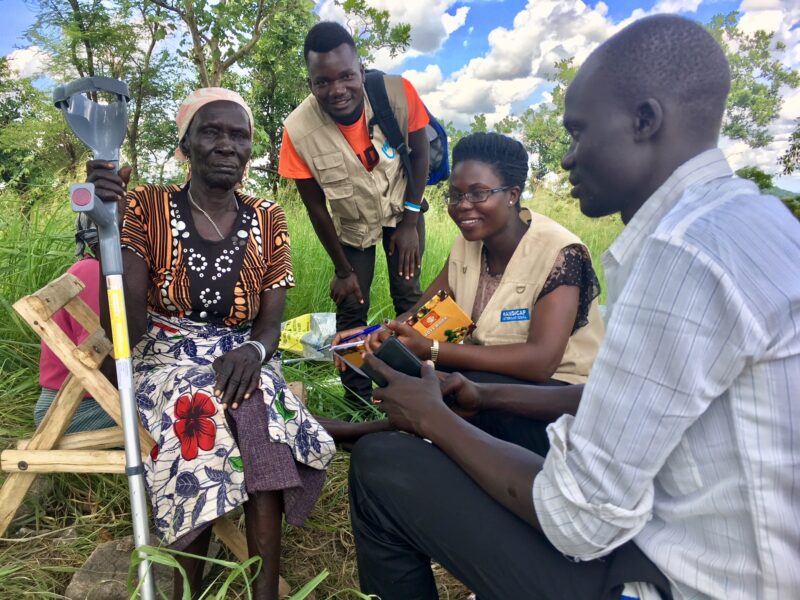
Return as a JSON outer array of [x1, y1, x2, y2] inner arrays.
[[779, 118, 800, 175], [0, 59, 85, 198], [26, 0, 188, 184], [247, 1, 317, 185], [735, 166, 773, 190], [338, 0, 411, 64], [707, 11, 800, 148], [469, 113, 488, 133], [517, 59, 576, 182], [148, 0, 296, 88]]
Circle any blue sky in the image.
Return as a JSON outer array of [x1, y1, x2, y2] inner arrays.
[[2, 0, 799, 188]]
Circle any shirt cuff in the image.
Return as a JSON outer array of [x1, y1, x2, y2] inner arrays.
[[533, 415, 654, 561]]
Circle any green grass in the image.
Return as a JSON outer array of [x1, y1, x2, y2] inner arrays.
[[0, 181, 620, 598]]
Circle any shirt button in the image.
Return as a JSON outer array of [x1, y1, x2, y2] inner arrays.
[[199, 311, 208, 319]]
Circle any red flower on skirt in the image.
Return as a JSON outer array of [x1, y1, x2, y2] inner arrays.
[[173, 391, 217, 461]]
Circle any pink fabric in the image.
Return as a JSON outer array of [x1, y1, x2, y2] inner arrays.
[[39, 258, 100, 392], [174, 87, 254, 161]]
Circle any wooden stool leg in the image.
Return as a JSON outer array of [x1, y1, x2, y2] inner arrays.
[[0, 472, 39, 536], [0, 375, 86, 536]]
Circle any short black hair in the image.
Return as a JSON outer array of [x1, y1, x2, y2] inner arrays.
[[304, 21, 356, 63], [592, 14, 730, 135], [452, 132, 529, 192]]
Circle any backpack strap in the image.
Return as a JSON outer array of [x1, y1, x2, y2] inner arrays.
[[364, 69, 416, 191]]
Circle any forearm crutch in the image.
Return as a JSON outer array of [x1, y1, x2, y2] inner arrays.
[[54, 77, 155, 600]]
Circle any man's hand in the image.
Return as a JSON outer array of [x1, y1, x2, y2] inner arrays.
[[330, 272, 364, 305], [367, 354, 449, 436], [212, 345, 262, 410], [388, 221, 420, 280], [440, 372, 483, 418], [86, 160, 132, 223]]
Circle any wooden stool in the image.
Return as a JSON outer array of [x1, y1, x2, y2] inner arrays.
[[0, 272, 290, 596]]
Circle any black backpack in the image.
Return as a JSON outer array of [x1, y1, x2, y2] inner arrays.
[[364, 69, 450, 192]]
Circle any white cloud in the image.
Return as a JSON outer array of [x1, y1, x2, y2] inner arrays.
[[412, 0, 613, 127], [402, 64, 444, 94], [443, 7, 470, 36], [651, 0, 703, 13], [315, 0, 470, 70], [6, 46, 48, 78]]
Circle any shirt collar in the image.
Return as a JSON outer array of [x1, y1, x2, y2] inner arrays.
[[605, 148, 733, 267]]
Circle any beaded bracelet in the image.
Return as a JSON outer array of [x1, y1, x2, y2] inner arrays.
[[404, 201, 422, 212], [242, 339, 267, 363]]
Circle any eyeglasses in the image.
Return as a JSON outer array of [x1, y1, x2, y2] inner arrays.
[[447, 186, 512, 206]]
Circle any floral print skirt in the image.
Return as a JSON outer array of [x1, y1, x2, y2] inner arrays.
[[133, 313, 335, 547]]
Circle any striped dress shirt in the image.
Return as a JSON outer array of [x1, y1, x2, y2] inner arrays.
[[533, 149, 800, 600]]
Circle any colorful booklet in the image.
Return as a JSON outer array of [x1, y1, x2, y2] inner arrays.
[[405, 290, 474, 344]]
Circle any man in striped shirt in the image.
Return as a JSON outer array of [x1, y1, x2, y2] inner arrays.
[[346, 13, 800, 600]]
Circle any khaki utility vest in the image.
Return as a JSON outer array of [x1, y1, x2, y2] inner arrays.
[[448, 210, 604, 384], [284, 75, 409, 249]]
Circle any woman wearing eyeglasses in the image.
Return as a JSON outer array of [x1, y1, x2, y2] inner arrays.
[[357, 130, 604, 384], [334, 132, 604, 447], [330, 132, 604, 450]]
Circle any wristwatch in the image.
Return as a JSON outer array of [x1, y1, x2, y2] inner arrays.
[[430, 340, 440, 363]]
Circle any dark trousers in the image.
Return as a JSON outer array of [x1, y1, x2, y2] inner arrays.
[[337, 217, 425, 406], [455, 368, 569, 455], [349, 430, 673, 600]]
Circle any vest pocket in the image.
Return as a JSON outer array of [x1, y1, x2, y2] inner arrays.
[[313, 152, 358, 220], [313, 151, 348, 183]]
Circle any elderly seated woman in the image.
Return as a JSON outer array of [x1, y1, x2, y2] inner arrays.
[[89, 88, 334, 600]]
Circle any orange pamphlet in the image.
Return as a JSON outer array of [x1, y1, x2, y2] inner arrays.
[[405, 290, 474, 344]]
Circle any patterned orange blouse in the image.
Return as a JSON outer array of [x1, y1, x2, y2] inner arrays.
[[121, 184, 294, 326]]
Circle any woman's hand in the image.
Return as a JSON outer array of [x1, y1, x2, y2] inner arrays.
[[369, 319, 432, 360], [86, 160, 132, 223], [212, 345, 262, 410], [364, 327, 391, 352], [367, 354, 450, 437], [440, 372, 483, 418], [330, 327, 369, 372]]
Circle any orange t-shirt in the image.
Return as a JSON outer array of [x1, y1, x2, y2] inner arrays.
[[278, 77, 429, 180]]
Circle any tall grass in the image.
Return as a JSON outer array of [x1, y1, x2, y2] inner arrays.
[[0, 181, 621, 598]]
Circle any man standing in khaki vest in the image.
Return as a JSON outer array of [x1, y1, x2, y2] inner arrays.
[[279, 22, 430, 406]]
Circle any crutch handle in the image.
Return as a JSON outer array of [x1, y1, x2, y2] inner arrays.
[[53, 76, 130, 108], [53, 77, 129, 164]]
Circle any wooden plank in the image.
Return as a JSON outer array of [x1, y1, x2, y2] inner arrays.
[[0, 375, 86, 536], [13, 297, 153, 451], [24, 272, 85, 321], [74, 327, 113, 369], [212, 517, 248, 562], [287, 381, 307, 405], [1, 450, 126, 473], [27, 375, 86, 451], [63, 295, 100, 338], [0, 472, 38, 536], [17, 427, 123, 451]]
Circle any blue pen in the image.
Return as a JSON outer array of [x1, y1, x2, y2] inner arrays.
[[320, 324, 383, 351]]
